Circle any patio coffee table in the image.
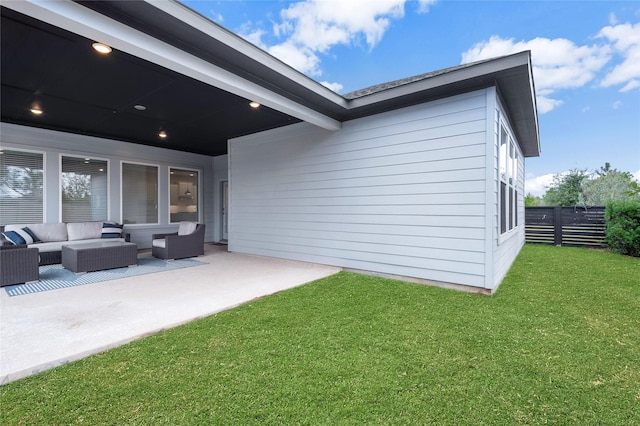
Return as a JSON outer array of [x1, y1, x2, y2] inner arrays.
[[62, 241, 138, 273]]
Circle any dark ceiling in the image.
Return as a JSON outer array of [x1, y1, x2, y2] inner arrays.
[[0, 6, 300, 157]]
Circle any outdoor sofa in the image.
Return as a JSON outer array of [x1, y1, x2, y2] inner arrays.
[[1, 221, 128, 265], [0, 244, 39, 286]]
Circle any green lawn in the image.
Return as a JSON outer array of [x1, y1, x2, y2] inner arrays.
[[2, 244, 639, 424]]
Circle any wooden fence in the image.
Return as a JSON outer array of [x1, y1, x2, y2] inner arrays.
[[525, 206, 607, 248]]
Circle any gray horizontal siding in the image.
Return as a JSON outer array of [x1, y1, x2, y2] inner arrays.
[[229, 90, 489, 287]]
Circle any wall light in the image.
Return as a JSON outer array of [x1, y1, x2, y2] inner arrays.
[[158, 130, 168, 138], [249, 101, 260, 108], [30, 108, 43, 115]]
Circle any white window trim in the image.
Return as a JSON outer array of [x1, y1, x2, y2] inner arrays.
[[497, 116, 523, 244], [120, 160, 160, 226]]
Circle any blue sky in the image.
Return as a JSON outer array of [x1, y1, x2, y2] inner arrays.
[[182, 0, 640, 196]]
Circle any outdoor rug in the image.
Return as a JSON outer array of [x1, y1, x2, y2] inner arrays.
[[4, 255, 207, 297]]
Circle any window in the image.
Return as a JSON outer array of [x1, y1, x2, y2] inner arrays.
[[61, 156, 108, 222], [0, 149, 44, 225], [499, 124, 520, 235], [122, 162, 158, 224], [169, 168, 199, 223]]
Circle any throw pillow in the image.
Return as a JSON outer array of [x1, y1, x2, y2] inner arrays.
[[101, 222, 124, 239], [178, 221, 197, 236], [2, 227, 41, 245]]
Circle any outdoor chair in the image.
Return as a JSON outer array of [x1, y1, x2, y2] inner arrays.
[[0, 244, 39, 286], [151, 222, 205, 260]]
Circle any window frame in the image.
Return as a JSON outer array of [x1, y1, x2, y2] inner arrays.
[[168, 166, 201, 224], [0, 147, 46, 225], [60, 153, 110, 223], [498, 118, 522, 240], [120, 161, 160, 226]]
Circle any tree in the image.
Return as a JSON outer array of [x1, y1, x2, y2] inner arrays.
[[626, 181, 640, 197], [0, 163, 43, 198], [543, 169, 590, 206], [524, 193, 542, 206], [596, 162, 614, 177], [582, 166, 639, 205], [61, 172, 91, 200]]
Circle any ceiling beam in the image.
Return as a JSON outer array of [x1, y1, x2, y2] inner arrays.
[[3, 0, 342, 131]]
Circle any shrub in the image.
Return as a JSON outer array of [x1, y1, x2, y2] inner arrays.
[[605, 200, 640, 257]]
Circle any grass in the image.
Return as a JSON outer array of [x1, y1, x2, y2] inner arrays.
[[1, 244, 639, 424]]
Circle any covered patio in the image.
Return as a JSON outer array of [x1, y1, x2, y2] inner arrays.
[[0, 245, 341, 384]]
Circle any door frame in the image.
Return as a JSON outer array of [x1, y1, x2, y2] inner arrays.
[[221, 180, 228, 242]]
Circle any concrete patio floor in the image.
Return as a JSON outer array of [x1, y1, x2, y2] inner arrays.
[[0, 244, 341, 385]]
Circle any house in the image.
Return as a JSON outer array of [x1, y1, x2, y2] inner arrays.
[[0, 1, 539, 293]]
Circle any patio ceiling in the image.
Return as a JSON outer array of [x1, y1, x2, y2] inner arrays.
[[1, 6, 306, 157], [1, 1, 540, 158]]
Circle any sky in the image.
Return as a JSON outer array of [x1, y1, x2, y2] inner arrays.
[[181, 0, 640, 196]]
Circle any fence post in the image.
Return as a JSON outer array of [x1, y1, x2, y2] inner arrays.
[[554, 206, 563, 246]]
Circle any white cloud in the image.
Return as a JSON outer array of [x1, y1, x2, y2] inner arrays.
[[211, 11, 224, 24], [597, 22, 640, 93], [461, 36, 611, 114], [633, 170, 640, 182], [416, 0, 438, 14], [267, 42, 321, 76], [525, 173, 555, 197], [241, 27, 267, 50], [278, 0, 406, 52], [320, 81, 344, 92], [537, 96, 564, 114], [239, 0, 429, 80], [612, 100, 623, 110], [620, 80, 640, 92]]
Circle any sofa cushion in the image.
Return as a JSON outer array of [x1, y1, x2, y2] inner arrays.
[[2, 227, 41, 245], [178, 221, 197, 236], [30, 241, 67, 253], [4, 223, 67, 243], [152, 239, 166, 248], [67, 222, 103, 241], [101, 222, 124, 238]]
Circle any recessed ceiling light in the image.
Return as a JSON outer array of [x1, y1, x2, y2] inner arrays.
[[134, 105, 146, 111], [92, 42, 112, 54], [30, 108, 43, 115], [249, 101, 260, 108], [158, 131, 168, 138]]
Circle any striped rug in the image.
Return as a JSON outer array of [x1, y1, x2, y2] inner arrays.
[[4, 254, 206, 297]]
